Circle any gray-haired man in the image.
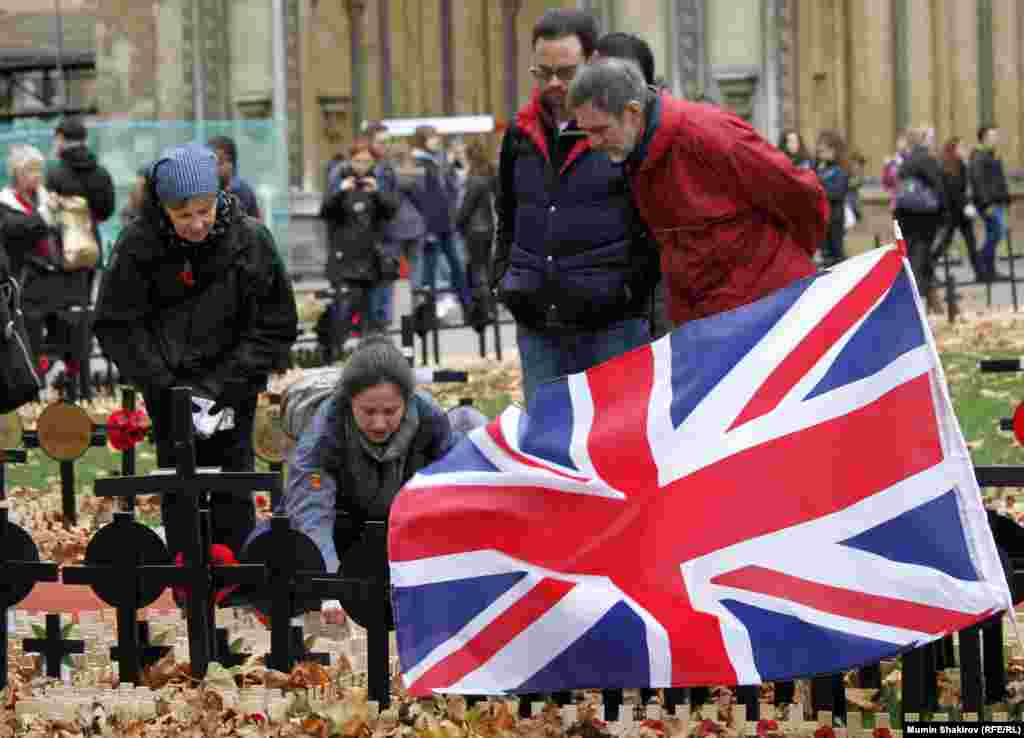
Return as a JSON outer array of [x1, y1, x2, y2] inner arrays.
[[568, 58, 828, 329]]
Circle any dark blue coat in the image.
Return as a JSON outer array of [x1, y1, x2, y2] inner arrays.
[[494, 94, 656, 330]]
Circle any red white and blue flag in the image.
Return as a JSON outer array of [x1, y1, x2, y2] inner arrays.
[[389, 245, 1012, 695]]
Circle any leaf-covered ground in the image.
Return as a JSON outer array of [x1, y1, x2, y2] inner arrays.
[[7, 310, 1024, 735]]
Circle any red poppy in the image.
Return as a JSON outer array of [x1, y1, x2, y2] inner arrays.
[[172, 544, 241, 606], [107, 408, 149, 451], [757, 720, 780, 737], [179, 269, 195, 287], [814, 726, 836, 738], [873, 729, 893, 738], [255, 495, 268, 508]]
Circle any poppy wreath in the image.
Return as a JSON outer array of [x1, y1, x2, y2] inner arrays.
[[106, 408, 150, 451], [172, 543, 241, 607]]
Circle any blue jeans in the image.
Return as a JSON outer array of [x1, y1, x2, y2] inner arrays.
[[366, 282, 393, 328], [422, 233, 469, 304], [516, 318, 651, 413], [981, 205, 1006, 276]]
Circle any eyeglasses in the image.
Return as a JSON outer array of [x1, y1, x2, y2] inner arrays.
[[530, 65, 579, 84]]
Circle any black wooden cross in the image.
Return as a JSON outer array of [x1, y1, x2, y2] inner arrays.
[[21, 612, 84, 679], [90, 387, 272, 679], [0, 448, 59, 691], [287, 520, 393, 706], [111, 621, 172, 672], [62, 511, 173, 685]]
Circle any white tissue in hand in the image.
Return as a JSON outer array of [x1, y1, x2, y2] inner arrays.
[[191, 395, 235, 438]]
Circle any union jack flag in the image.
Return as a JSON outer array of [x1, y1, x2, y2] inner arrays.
[[389, 245, 1012, 696]]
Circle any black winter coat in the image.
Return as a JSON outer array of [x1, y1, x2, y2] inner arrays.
[[320, 185, 399, 284], [400, 152, 456, 237], [46, 144, 116, 238], [941, 160, 970, 220], [0, 201, 51, 279], [969, 148, 1010, 211], [456, 174, 496, 240], [897, 145, 948, 215], [34, 144, 116, 307], [94, 188, 299, 403]]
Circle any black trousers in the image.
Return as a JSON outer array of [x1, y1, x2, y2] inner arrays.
[[898, 213, 943, 297], [934, 215, 981, 279], [145, 387, 258, 558]]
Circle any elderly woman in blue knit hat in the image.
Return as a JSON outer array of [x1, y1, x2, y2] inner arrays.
[[94, 142, 299, 560]]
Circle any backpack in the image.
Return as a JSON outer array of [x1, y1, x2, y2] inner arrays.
[[280, 366, 343, 441]]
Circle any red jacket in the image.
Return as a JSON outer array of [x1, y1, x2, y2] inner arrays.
[[629, 95, 828, 326]]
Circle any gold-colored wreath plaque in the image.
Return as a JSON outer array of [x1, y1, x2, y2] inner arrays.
[[36, 402, 93, 461], [253, 404, 287, 464], [0, 411, 22, 450]]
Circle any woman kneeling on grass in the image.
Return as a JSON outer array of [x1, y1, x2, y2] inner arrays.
[[245, 335, 457, 625]]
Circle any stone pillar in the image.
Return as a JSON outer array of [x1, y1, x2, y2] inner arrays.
[[707, 0, 762, 122], [229, 0, 273, 119], [777, 0, 797, 131], [674, 0, 714, 101], [502, 0, 522, 121], [440, 0, 454, 116], [344, 0, 367, 135], [94, 0, 159, 118], [199, 0, 231, 119], [846, 0, 894, 173], [946, 0, 980, 149], [905, 0, 934, 134], [761, 0, 783, 146], [992, 0, 1019, 163], [378, 0, 393, 118], [286, 0, 303, 186]]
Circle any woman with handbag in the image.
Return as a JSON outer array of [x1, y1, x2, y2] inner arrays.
[[0, 144, 61, 374], [455, 138, 498, 328], [936, 137, 982, 283], [319, 140, 399, 351], [895, 126, 947, 309]]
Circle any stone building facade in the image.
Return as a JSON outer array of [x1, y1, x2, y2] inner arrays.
[[4, 1, 1022, 193]]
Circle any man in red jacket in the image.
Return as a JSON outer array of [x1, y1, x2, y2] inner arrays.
[[568, 58, 829, 327]]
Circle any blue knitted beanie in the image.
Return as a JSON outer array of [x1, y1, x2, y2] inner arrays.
[[152, 143, 219, 205]]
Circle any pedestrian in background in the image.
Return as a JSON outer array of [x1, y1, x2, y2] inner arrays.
[[456, 137, 497, 327], [403, 125, 470, 316], [779, 128, 813, 170], [33, 117, 115, 381], [936, 136, 982, 282], [970, 125, 1011, 282], [814, 130, 850, 267], [320, 139, 399, 347], [895, 126, 947, 310], [208, 135, 262, 220]]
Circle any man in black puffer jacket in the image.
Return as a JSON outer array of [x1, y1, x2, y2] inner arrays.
[[493, 9, 659, 412], [94, 143, 298, 557]]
